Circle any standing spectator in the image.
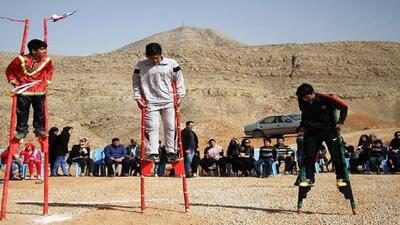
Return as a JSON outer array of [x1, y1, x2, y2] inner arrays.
[[156, 141, 168, 176], [126, 138, 140, 176], [190, 149, 201, 177], [20, 143, 42, 180], [67, 137, 94, 176], [273, 137, 295, 175], [296, 83, 349, 187], [181, 121, 199, 178], [388, 131, 400, 173], [239, 138, 255, 176], [48, 127, 59, 174], [5, 39, 53, 140], [254, 138, 277, 178], [104, 138, 130, 177], [369, 139, 388, 174], [51, 126, 72, 176], [132, 43, 185, 162], [1, 147, 24, 180]]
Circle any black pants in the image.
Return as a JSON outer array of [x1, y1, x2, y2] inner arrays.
[[369, 155, 385, 172], [16, 95, 46, 133], [304, 130, 345, 181], [128, 158, 139, 175], [191, 154, 201, 174], [105, 158, 130, 176], [71, 158, 94, 175], [388, 154, 400, 173]]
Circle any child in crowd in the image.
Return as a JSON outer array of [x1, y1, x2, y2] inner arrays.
[[20, 143, 42, 179]]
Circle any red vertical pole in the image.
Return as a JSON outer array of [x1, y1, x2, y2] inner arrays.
[[40, 97, 49, 215], [19, 19, 29, 55], [1, 18, 29, 220], [42, 18, 49, 216], [0, 96, 18, 220], [43, 18, 48, 44], [140, 100, 146, 213], [172, 82, 190, 212]]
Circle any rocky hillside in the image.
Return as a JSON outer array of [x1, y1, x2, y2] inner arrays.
[[0, 26, 399, 147]]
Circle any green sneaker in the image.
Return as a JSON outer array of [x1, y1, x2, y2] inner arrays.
[[299, 179, 314, 187], [336, 179, 347, 187]]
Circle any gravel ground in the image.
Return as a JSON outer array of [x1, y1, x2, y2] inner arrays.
[[0, 173, 399, 225]]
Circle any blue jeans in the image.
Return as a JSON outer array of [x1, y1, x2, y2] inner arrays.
[[10, 160, 23, 178], [157, 162, 167, 176], [184, 148, 195, 174], [52, 155, 68, 175], [254, 158, 273, 176]]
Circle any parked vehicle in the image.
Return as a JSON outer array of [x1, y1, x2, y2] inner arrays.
[[244, 114, 301, 137]]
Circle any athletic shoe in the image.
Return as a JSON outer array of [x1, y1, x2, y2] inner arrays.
[[166, 153, 179, 162], [15, 132, 26, 140], [144, 154, 160, 162], [34, 130, 48, 137], [299, 179, 314, 187], [336, 179, 347, 187]]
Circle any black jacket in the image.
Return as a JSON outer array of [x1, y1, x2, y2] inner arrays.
[[56, 127, 72, 156], [298, 93, 348, 132], [181, 127, 198, 150]]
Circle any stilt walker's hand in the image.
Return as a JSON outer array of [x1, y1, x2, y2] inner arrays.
[[136, 99, 146, 109], [336, 123, 343, 130], [175, 98, 181, 112]]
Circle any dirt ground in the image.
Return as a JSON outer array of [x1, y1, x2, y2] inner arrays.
[[0, 171, 399, 225]]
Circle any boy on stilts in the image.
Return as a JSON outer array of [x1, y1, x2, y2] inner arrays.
[[6, 39, 52, 140]]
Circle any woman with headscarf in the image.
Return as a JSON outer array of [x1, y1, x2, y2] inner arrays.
[[51, 126, 73, 176], [48, 127, 59, 173]]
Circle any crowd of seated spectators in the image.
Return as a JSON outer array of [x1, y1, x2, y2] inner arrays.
[[1, 129, 399, 179]]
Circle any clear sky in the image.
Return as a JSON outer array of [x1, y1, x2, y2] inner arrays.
[[0, 0, 399, 56]]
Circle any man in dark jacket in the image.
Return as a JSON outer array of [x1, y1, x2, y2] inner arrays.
[[104, 138, 130, 176], [296, 83, 348, 187], [181, 121, 199, 177]]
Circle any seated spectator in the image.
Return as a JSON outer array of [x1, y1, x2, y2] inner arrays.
[[67, 137, 94, 176], [104, 138, 130, 177], [1, 147, 24, 180], [388, 131, 400, 173], [296, 126, 305, 172], [357, 134, 371, 170], [239, 138, 255, 176], [227, 138, 242, 176], [317, 145, 330, 172], [20, 143, 42, 180], [126, 138, 140, 176], [273, 136, 294, 174], [350, 145, 364, 173], [254, 138, 277, 178], [200, 139, 226, 176], [369, 139, 388, 174]]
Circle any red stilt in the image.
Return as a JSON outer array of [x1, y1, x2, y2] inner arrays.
[[41, 18, 50, 216], [172, 81, 190, 212], [0, 18, 29, 221], [140, 101, 147, 213]]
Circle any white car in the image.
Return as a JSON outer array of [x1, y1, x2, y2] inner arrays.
[[244, 114, 301, 137]]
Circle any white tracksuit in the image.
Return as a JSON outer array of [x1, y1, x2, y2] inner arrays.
[[132, 57, 185, 155]]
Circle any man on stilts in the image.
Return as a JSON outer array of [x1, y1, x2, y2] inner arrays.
[[295, 83, 356, 214], [133, 42, 185, 163]]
